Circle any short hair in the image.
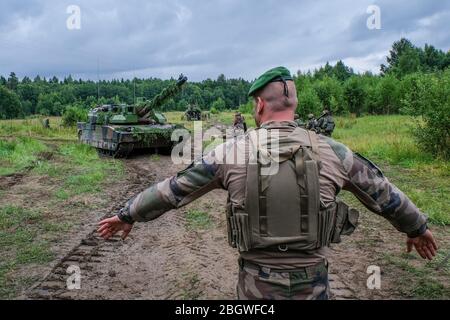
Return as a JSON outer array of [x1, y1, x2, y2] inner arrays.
[[254, 81, 297, 112]]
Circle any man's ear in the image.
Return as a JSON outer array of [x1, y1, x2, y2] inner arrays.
[[256, 97, 264, 115]]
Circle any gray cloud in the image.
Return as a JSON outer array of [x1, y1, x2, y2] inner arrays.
[[0, 0, 448, 81]]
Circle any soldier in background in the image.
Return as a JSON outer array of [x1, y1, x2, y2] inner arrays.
[[98, 66, 437, 300], [317, 109, 335, 137], [322, 109, 335, 137], [306, 113, 317, 131], [316, 109, 327, 132], [233, 112, 247, 132], [294, 114, 305, 128], [185, 104, 202, 121], [42, 118, 50, 129]]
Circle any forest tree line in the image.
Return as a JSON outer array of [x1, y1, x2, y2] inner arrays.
[[0, 38, 449, 120]]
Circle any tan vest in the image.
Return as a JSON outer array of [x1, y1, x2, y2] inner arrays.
[[226, 128, 359, 252]]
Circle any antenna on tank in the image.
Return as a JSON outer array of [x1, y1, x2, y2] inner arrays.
[[133, 69, 136, 105], [97, 58, 100, 103]]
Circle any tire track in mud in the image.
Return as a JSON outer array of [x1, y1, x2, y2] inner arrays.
[[26, 154, 354, 300], [26, 156, 158, 299]]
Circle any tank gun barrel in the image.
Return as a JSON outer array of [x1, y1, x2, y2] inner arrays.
[[137, 74, 188, 118]]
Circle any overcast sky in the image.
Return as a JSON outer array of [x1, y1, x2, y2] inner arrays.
[[0, 0, 449, 81]]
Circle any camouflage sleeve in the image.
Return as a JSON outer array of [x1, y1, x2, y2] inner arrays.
[[121, 154, 222, 223], [325, 138, 428, 235]]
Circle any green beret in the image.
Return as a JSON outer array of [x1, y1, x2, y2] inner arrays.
[[248, 66, 293, 97]]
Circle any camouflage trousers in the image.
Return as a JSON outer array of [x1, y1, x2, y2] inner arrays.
[[237, 259, 330, 300]]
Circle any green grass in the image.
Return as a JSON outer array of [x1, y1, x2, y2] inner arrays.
[[0, 117, 76, 141], [382, 252, 450, 299], [334, 115, 434, 166], [185, 210, 213, 230], [0, 206, 56, 298], [52, 143, 124, 198], [0, 137, 48, 175], [29, 142, 124, 199], [150, 154, 161, 161]]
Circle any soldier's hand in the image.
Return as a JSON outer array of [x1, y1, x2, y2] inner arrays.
[[406, 230, 438, 260], [97, 216, 133, 240]]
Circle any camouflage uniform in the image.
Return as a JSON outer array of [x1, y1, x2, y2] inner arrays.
[[294, 114, 306, 128], [321, 114, 335, 137], [237, 258, 330, 300], [306, 115, 317, 132], [186, 105, 202, 121], [42, 118, 50, 129], [118, 121, 428, 300], [316, 110, 335, 137], [233, 113, 247, 132]]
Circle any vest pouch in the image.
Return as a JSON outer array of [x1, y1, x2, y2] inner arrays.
[[226, 201, 237, 248], [233, 212, 251, 252], [331, 200, 359, 244], [341, 208, 359, 236], [318, 203, 337, 247]]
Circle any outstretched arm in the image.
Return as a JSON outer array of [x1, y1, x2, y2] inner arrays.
[[98, 156, 222, 240], [327, 138, 439, 260]]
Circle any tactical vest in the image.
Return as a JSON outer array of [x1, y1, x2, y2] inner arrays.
[[226, 128, 359, 252], [325, 116, 335, 133]]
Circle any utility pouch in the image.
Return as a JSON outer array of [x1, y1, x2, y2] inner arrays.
[[318, 202, 337, 247], [331, 200, 360, 244], [233, 212, 251, 252]]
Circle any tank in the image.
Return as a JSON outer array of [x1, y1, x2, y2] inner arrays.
[[77, 74, 188, 158]]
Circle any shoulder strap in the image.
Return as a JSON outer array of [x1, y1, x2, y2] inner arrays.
[[307, 130, 321, 165]]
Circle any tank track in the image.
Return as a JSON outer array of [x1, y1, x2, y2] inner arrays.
[[113, 143, 134, 158], [97, 144, 134, 158]]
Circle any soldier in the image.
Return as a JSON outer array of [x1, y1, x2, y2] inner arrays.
[[98, 66, 438, 300], [42, 118, 50, 129], [320, 109, 335, 137], [316, 109, 327, 133], [306, 113, 317, 131], [186, 104, 202, 121], [233, 112, 247, 132], [185, 105, 194, 120], [294, 114, 305, 128], [192, 104, 202, 121], [316, 109, 335, 137]]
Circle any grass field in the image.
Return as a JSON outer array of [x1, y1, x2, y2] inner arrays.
[[0, 113, 449, 298]]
